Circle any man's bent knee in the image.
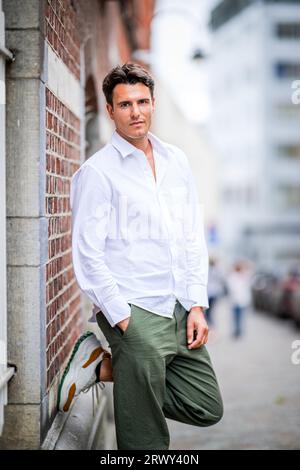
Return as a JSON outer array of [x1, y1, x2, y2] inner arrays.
[[205, 400, 224, 426]]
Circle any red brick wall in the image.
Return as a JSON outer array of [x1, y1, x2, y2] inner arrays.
[[45, 0, 82, 390], [43, 0, 155, 392], [45, 0, 80, 80]]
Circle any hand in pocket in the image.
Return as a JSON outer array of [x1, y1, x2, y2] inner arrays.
[[116, 316, 131, 334]]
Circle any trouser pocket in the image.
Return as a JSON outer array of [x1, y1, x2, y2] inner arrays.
[[96, 303, 133, 343], [115, 324, 124, 335]]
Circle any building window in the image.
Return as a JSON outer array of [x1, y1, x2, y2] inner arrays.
[[274, 62, 300, 79], [275, 103, 300, 120], [277, 144, 300, 159], [222, 185, 254, 206], [276, 249, 300, 262], [276, 184, 300, 209], [276, 22, 300, 39]]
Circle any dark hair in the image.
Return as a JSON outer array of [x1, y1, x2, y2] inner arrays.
[[102, 63, 155, 106]]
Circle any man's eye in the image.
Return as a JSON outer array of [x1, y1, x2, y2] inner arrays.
[[120, 103, 129, 108]]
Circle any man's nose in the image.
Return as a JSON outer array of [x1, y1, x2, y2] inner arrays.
[[131, 103, 140, 118]]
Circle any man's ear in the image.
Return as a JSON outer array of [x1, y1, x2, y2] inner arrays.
[[152, 96, 155, 112], [106, 103, 114, 120]]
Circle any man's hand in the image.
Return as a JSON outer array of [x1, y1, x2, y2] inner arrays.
[[187, 307, 209, 349], [116, 316, 131, 332]]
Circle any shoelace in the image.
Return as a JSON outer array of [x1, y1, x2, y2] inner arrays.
[[82, 351, 111, 417], [82, 380, 105, 417]]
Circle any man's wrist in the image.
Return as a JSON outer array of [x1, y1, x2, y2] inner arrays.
[[190, 305, 205, 313]]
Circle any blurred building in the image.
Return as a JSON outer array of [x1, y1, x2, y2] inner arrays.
[[150, 0, 220, 256], [151, 79, 220, 254], [209, 0, 300, 270], [0, 0, 155, 449]]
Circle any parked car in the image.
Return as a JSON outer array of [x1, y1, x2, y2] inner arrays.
[[251, 265, 300, 328], [279, 265, 300, 327], [291, 289, 300, 329], [283, 264, 300, 327], [251, 271, 279, 313]]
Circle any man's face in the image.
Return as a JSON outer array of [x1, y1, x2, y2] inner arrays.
[[106, 83, 155, 142]]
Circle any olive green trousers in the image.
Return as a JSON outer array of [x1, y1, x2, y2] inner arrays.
[[96, 299, 223, 450]]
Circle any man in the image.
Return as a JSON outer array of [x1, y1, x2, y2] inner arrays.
[[227, 260, 252, 338], [57, 63, 223, 450]]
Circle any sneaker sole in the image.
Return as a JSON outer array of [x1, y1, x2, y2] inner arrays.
[[57, 332, 104, 412]]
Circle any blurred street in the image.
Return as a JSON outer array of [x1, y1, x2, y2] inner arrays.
[[168, 298, 300, 450]]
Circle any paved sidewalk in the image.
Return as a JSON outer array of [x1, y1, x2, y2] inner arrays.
[[168, 299, 300, 450]]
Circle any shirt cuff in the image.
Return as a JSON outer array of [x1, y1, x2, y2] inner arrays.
[[98, 295, 131, 327], [187, 284, 209, 310]]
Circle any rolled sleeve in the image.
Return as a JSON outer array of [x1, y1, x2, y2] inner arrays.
[[188, 285, 209, 310]]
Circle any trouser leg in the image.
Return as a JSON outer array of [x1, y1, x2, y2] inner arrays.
[[96, 301, 223, 450], [96, 304, 173, 449], [233, 305, 243, 337], [162, 303, 224, 427]]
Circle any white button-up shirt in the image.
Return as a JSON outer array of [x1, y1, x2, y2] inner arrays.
[[70, 129, 209, 327]]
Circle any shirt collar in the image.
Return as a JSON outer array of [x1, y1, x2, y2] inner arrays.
[[110, 129, 168, 159]]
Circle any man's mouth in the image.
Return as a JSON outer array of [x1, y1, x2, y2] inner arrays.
[[130, 121, 144, 126]]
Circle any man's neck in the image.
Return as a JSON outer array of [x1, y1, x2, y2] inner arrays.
[[116, 129, 150, 154]]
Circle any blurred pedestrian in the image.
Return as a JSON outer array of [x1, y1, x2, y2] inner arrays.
[[226, 260, 252, 338], [206, 256, 226, 327]]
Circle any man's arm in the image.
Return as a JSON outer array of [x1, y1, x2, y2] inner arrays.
[[182, 151, 210, 348], [70, 164, 131, 328], [183, 154, 209, 310]]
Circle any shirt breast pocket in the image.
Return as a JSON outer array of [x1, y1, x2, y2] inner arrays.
[[161, 186, 188, 206], [170, 186, 188, 201], [160, 186, 188, 236]]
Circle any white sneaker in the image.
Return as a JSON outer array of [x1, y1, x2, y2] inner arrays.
[[57, 331, 110, 412]]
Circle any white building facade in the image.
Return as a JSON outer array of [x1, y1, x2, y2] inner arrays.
[[209, 0, 300, 272]]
